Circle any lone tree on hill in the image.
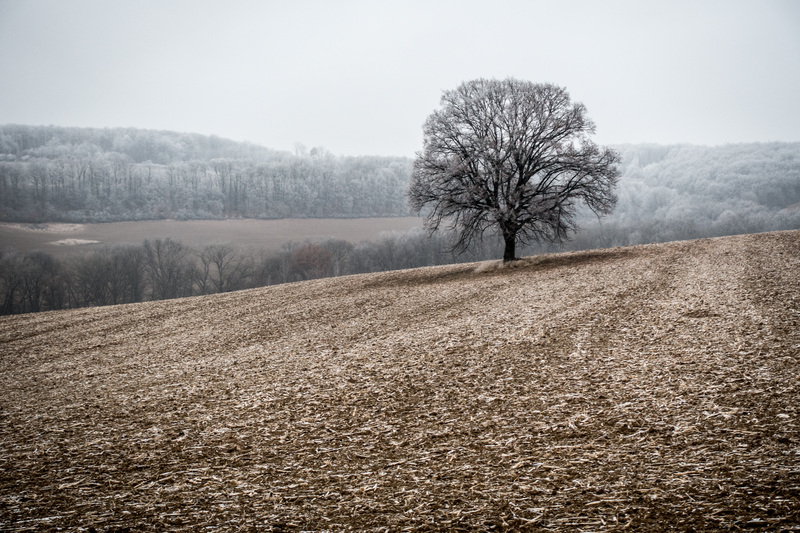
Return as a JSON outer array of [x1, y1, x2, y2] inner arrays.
[[408, 78, 621, 262]]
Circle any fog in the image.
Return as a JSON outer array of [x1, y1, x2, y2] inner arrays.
[[1, 0, 799, 156]]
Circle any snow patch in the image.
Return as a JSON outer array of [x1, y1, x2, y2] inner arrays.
[[50, 239, 101, 246]]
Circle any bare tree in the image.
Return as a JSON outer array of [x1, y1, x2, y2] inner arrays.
[[0, 251, 24, 315], [194, 246, 214, 295], [197, 244, 253, 293], [119, 246, 146, 303], [253, 249, 292, 286], [143, 238, 192, 300], [408, 78, 620, 262], [290, 243, 333, 280], [321, 239, 354, 277]]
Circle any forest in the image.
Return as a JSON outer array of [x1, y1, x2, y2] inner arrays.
[[0, 231, 505, 315], [564, 142, 800, 251], [1, 125, 799, 315], [0, 125, 411, 221]]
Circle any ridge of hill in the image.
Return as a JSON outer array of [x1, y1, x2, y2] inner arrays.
[[1, 231, 799, 531]]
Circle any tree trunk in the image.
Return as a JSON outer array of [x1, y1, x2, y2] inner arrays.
[[503, 233, 516, 262]]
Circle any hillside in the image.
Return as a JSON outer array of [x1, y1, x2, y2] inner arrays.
[[1, 231, 799, 531]]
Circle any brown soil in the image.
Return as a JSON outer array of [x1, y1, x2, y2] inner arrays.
[[1, 231, 798, 532]]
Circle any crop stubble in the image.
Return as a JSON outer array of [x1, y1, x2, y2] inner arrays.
[[1, 231, 798, 531]]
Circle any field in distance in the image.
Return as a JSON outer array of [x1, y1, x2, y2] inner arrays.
[[0, 217, 425, 256], [1, 230, 798, 531]]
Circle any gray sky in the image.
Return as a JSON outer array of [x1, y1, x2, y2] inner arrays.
[[1, 0, 798, 157]]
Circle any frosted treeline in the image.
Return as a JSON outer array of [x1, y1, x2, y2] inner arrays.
[[1, 125, 799, 247], [544, 142, 800, 252], [0, 234, 507, 315], [0, 125, 411, 221]]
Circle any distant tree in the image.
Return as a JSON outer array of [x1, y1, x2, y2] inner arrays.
[[143, 238, 192, 300], [293, 142, 308, 157], [197, 244, 253, 293], [321, 239, 354, 277], [119, 245, 146, 303], [194, 246, 214, 295], [371, 234, 399, 271], [0, 250, 65, 314], [0, 251, 24, 314], [408, 78, 620, 262], [290, 243, 333, 280], [254, 249, 292, 286], [66, 252, 112, 307], [20, 251, 60, 312]]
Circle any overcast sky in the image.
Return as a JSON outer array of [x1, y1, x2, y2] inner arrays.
[[0, 0, 798, 157]]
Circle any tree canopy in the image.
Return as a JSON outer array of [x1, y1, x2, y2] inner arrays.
[[408, 78, 620, 261]]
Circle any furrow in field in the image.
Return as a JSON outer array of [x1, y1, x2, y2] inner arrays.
[[0, 231, 798, 532]]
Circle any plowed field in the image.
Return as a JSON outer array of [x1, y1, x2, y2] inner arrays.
[[1, 231, 799, 532]]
